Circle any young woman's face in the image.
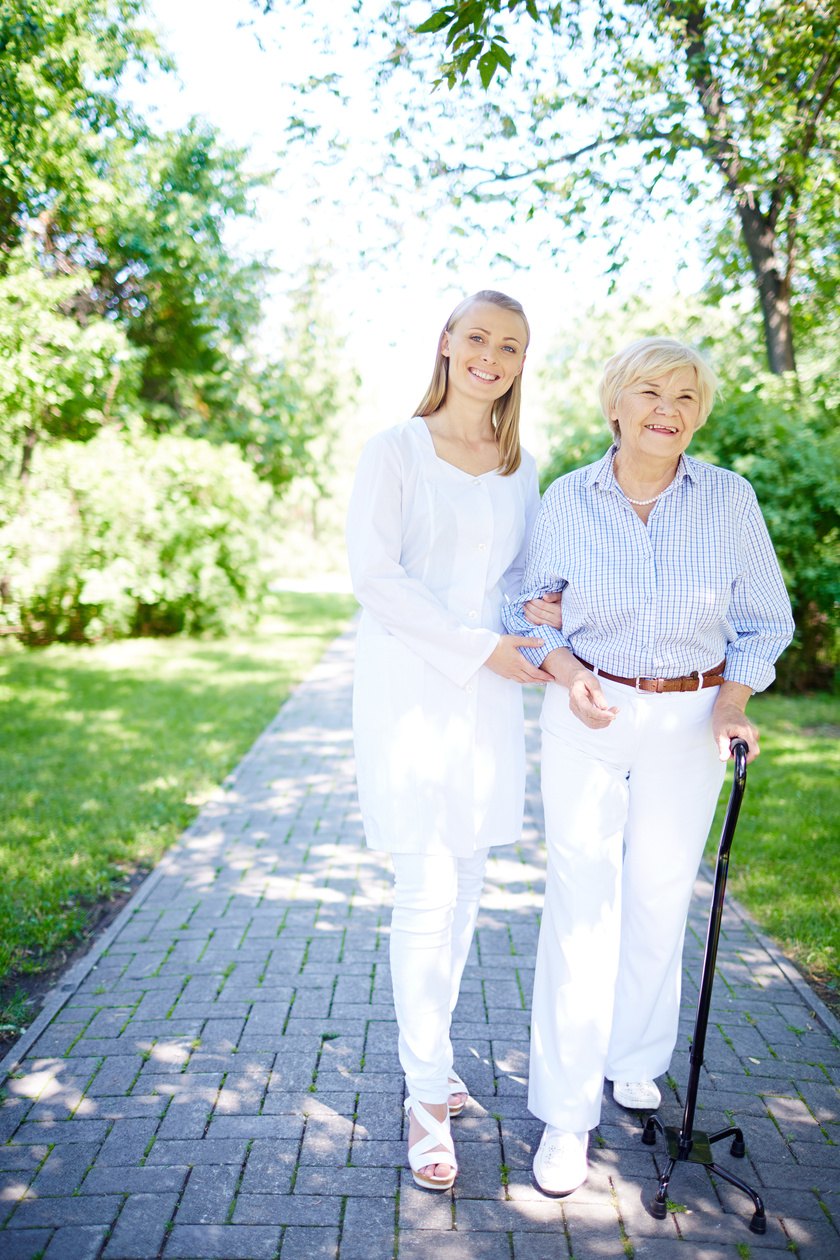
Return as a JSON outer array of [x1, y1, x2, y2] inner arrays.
[[441, 302, 527, 404]]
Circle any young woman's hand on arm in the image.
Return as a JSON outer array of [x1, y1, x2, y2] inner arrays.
[[523, 590, 563, 628], [485, 636, 555, 684]]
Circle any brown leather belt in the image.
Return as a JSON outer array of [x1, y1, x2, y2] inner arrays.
[[574, 656, 726, 694]]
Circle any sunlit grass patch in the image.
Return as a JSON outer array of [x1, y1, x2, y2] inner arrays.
[[0, 593, 357, 981], [708, 692, 840, 1000]]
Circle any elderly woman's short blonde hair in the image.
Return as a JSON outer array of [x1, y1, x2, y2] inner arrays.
[[599, 337, 719, 441]]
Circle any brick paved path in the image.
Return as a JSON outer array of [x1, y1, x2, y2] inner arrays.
[[1, 624, 839, 1260]]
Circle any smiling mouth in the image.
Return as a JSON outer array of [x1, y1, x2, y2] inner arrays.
[[646, 424, 678, 434], [469, 367, 500, 382]]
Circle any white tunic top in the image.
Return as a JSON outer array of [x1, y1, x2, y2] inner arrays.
[[346, 416, 540, 856]]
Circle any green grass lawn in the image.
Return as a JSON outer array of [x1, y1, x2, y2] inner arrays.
[[708, 691, 840, 1004], [0, 594, 357, 989]]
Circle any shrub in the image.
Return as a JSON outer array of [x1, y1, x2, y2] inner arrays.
[[0, 427, 273, 643]]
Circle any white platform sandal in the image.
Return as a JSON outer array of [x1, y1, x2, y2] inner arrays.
[[405, 1097, 458, 1191], [447, 1071, 469, 1118]]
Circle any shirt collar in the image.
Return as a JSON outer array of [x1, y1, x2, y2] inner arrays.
[[585, 444, 698, 491]]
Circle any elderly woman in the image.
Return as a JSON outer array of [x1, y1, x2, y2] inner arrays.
[[504, 337, 794, 1197]]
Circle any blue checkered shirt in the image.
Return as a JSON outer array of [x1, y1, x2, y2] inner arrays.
[[503, 446, 794, 691]]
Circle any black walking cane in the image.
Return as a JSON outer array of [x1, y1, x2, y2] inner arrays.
[[641, 737, 767, 1234]]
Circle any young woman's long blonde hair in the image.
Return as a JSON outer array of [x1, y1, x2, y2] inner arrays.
[[414, 290, 530, 475]]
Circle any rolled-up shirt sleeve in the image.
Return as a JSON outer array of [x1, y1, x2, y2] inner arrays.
[[502, 483, 569, 666], [724, 489, 795, 691], [346, 433, 500, 687]]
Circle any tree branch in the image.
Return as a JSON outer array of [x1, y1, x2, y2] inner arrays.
[[448, 130, 630, 190]]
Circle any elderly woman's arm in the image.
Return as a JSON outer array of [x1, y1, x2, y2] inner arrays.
[[713, 486, 795, 763], [540, 648, 621, 729], [712, 681, 759, 763]]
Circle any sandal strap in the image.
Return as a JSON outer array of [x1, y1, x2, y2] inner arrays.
[[405, 1098, 458, 1175], [447, 1072, 468, 1096]]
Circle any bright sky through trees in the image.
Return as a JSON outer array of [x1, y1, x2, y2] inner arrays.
[[128, 0, 710, 434]]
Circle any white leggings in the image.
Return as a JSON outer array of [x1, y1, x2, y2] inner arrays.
[[390, 849, 489, 1105]]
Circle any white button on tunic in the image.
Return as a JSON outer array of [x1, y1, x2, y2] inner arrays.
[[346, 417, 540, 857]]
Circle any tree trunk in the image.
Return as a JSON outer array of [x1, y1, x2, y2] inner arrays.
[[19, 427, 37, 483], [0, 178, 21, 273], [734, 198, 796, 374]]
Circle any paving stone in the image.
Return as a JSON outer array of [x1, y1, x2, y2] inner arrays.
[[0, 1098, 32, 1145], [339, 1231, 395, 1260], [9, 1194, 122, 1227], [43, 1224, 109, 1260], [281, 1226, 340, 1259], [97, 1117, 159, 1166], [399, 1182, 455, 1230], [207, 1114, 303, 1140], [510, 1236, 577, 1260], [175, 1163, 240, 1224], [80, 1164, 189, 1195], [233, 1194, 343, 1226], [238, 1139, 299, 1195], [0, 1229, 54, 1259], [348, 1139, 405, 1167], [10, 1119, 111, 1145], [398, 1231, 511, 1259], [0, 1146, 49, 1173], [29, 1141, 101, 1196], [782, 1213, 840, 1255], [101, 1192, 180, 1259], [294, 1165, 399, 1196], [298, 1115, 353, 1165], [164, 1224, 282, 1258], [629, 1245, 732, 1260], [0, 1172, 32, 1226], [146, 1137, 248, 1165]]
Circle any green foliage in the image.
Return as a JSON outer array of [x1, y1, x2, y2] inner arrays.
[[0, 593, 358, 981], [0, 0, 164, 256], [1, 427, 274, 643], [0, 249, 142, 468], [185, 265, 349, 495], [0, 3, 348, 647], [693, 379, 840, 691], [80, 122, 268, 429]]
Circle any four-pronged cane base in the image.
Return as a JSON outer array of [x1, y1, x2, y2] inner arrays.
[[642, 1115, 766, 1234]]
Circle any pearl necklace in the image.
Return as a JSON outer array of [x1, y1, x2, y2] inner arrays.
[[623, 489, 667, 506]]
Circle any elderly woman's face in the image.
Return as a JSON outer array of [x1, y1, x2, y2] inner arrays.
[[613, 367, 701, 462]]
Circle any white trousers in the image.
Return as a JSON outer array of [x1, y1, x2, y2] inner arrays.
[[530, 679, 727, 1133], [390, 849, 489, 1105]]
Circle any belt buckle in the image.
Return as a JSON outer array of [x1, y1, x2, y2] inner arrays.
[[636, 675, 664, 693]]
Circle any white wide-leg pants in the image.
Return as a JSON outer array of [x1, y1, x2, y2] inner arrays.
[[530, 678, 727, 1133], [390, 849, 489, 1105]]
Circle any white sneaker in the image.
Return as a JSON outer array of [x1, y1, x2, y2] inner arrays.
[[611, 1079, 661, 1110], [532, 1126, 589, 1197]]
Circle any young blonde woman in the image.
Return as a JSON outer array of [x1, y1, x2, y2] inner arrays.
[[346, 291, 559, 1190]]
